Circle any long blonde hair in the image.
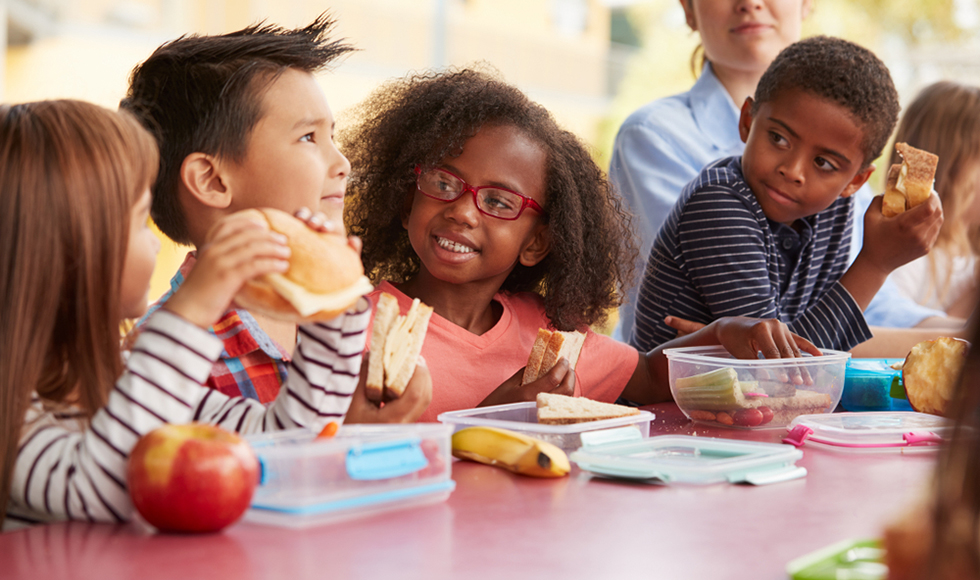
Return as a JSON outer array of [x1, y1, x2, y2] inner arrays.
[[0, 100, 158, 526], [890, 81, 980, 304]]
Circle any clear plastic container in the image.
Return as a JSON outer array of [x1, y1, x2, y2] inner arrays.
[[784, 412, 954, 453], [570, 430, 806, 485], [244, 424, 454, 528], [664, 346, 850, 429], [841, 358, 913, 412], [437, 401, 654, 453]]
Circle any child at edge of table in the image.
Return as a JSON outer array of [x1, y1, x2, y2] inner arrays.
[[881, 296, 980, 579], [0, 100, 377, 530], [120, 14, 430, 422], [630, 36, 944, 355], [341, 67, 820, 422]]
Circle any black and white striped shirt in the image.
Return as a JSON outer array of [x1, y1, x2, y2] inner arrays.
[[630, 156, 872, 352], [6, 302, 369, 530]]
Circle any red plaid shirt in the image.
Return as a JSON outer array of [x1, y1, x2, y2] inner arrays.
[[130, 252, 290, 403]]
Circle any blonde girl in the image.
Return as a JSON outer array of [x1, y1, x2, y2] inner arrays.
[[0, 100, 370, 529], [888, 81, 980, 319]]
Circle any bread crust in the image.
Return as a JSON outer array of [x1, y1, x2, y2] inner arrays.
[[896, 142, 938, 208], [536, 393, 640, 424], [522, 329, 587, 385], [881, 164, 906, 218], [365, 293, 433, 402], [522, 329, 553, 385], [366, 293, 399, 403]]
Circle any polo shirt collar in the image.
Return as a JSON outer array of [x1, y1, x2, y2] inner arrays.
[[690, 62, 743, 153]]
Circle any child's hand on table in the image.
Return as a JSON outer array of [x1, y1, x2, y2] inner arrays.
[[345, 354, 433, 424], [477, 359, 575, 408]]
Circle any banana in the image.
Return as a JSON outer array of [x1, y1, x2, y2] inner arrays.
[[451, 426, 570, 478]]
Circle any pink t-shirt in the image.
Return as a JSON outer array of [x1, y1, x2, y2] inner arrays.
[[369, 281, 639, 422]]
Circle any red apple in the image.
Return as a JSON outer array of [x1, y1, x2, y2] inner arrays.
[[127, 423, 259, 533]]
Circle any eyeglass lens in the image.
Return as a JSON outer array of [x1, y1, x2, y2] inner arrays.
[[418, 169, 525, 219]]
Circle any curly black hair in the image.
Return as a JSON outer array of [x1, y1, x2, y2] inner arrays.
[[753, 36, 900, 167], [121, 14, 355, 244], [341, 68, 637, 331]]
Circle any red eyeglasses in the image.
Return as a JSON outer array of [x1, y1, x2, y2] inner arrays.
[[414, 166, 545, 220]]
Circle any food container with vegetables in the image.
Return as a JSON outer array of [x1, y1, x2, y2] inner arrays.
[[664, 346, 849, 429]]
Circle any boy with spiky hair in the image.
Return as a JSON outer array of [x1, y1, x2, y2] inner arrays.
[[122, 15, 430, 422], [632, 36, 944, 353]]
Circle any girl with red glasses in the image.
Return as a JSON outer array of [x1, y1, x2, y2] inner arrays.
[[343, 68, 816, 420]]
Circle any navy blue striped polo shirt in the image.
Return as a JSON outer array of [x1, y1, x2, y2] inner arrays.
[[630, 156, 872, 352]]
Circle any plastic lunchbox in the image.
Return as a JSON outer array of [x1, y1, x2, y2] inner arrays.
[[569, 427, 806, 485], [244, 424, 455, 528], [786, 538, 886, 580], [840, 359, 913, 412], [438, 401, 655, 453], [783, 412, 954, 452], [664, 346, 849, 430]]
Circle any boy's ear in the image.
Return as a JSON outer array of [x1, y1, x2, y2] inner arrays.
[[519, 223, 551, 267], [680, 0, 697, 31], [181, 152, 232, 209], [840, 164, 875, 198], [738, 98, 754, 144], [801, 0, 814, 20]]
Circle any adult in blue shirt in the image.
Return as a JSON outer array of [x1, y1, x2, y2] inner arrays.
[[610, 0, 965, 356]]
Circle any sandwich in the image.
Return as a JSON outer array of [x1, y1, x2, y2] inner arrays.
[[231, 208, 374, 323], [881, 142, 939, 217], [536, 393, 639, 425], [365, 292, 433, 402], [522, 328, 586, 385]]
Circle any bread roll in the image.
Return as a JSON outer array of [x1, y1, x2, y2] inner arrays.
[[231, 208, 373, 323]]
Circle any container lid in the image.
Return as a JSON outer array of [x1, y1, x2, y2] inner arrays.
[[783, 412, 954, 451], [846, 358, 903, 378], [663, 345, 850, 367], [437, 401, 655, 435], [786, 538, 885, 580], [569, 428, 805, 485], [250, 480, 457, 516]]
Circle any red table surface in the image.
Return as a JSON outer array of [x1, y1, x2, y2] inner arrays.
[[1, 403, 935, 580]]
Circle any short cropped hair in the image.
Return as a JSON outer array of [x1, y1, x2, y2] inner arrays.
[[753, 36, 900, 167], [120, 14, 354, 243]]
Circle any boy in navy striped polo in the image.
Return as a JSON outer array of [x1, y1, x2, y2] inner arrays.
[[631, 36, 944, 353]]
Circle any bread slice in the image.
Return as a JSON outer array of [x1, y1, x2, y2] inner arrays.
[[383, 299, 433, 398], [881, 164, 906, 218], [522, 328, 553, 385], [536, 393, 640, 425], [366, 293, 433, 402], [895, 142, 938, 208], [366, 293, 399, 403], [521, 329, 587, 385], [537, 332, 566, 380]]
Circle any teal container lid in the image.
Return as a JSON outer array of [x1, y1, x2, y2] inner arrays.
[[569, 428, 805, 486]]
